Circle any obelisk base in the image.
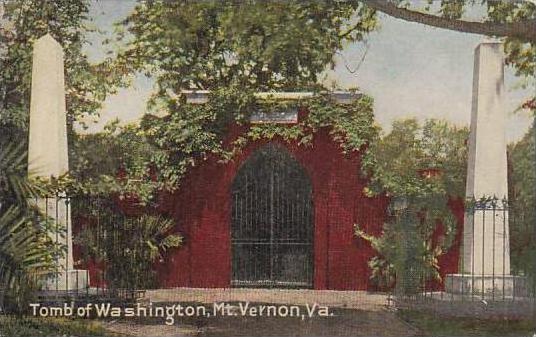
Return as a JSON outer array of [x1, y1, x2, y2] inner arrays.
[[445, 274, 528, 298]]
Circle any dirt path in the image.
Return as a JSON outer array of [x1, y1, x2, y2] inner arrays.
[[103, 307, 418, 336], [145, 288, 391, 311], [100, 289, 417, 336]]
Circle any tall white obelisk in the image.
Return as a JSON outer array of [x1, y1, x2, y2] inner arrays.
[[28, 34, 88, 291], [463, 40, 510, 276], [446, 39, 525, 297]]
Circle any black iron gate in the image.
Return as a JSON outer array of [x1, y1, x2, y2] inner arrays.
[[231, 144, 314, 288]]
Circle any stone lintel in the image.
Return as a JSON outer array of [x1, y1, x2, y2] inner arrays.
[[181, 90, 361, 104]]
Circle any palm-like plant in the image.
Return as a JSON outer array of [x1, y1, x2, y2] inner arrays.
[[135, 214, 184, 261], [0, 143, 54, 313], [76, 207, 183, 291]]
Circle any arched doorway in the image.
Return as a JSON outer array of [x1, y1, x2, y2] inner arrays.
[[231, 144, 314, 288]]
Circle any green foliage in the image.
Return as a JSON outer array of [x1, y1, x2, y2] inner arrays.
[[70, 90, 378, 202], [62, 0, 379, 199], [0, 144, 56, 313], [67, 120, 159, 200], [76, 202, 182, 290], [235, 93, 378, 153], [398, 309, 535, 337], [0, 206, 60, 314], [486, 1, 536, 113], [0, 0, 120, 144], [508, 125, 536, 289], [355, 207, 444, 294], [439, 0, 466, 20], [357, 119, 468, 292], [0, 143, 45, 206], [0, 316, 108, 337], [116, 1, 376, 93], [486, 1, 536, 78], [362, 119, 468, 198]]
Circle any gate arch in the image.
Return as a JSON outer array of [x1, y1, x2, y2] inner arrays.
[[231, 144, 314, 288]]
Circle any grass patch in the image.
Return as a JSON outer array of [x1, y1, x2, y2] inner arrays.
[[398, 310, 536, 336], [0, 315, 111, 337]]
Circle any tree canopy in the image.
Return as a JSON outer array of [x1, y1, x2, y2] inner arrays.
[[362, 1, 536, 42], [114, 1, 376, 107], [112, 0, 534, 120], [356, 118, 469, 292], [509, 124, 536, 275], [0, 0, 120, 144]]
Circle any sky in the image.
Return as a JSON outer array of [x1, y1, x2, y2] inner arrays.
[[81, 1, 534, 143]]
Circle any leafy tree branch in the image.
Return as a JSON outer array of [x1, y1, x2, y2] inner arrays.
[[360, 0, 536, 42]]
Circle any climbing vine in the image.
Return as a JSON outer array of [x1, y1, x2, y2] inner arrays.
[[231, 92, 378, 157], [66, 90, 471, 295], [68, 90, 470, 295], [68, 88, 379, 204]]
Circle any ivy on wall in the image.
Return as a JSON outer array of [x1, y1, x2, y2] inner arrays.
[[59, 88, 379, 204], [53, 90, 471, 295]]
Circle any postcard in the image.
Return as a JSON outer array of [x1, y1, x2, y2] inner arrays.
[[0, 1, 535, 336]]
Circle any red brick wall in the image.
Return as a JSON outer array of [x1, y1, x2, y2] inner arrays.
[[154, 124, 390, 290], [77, 123, 464, 291]]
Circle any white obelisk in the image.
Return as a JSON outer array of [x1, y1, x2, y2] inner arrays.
[[463, 40, 510, 276], [28, 34, 88, 291], [446, 39, 525, 297]]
